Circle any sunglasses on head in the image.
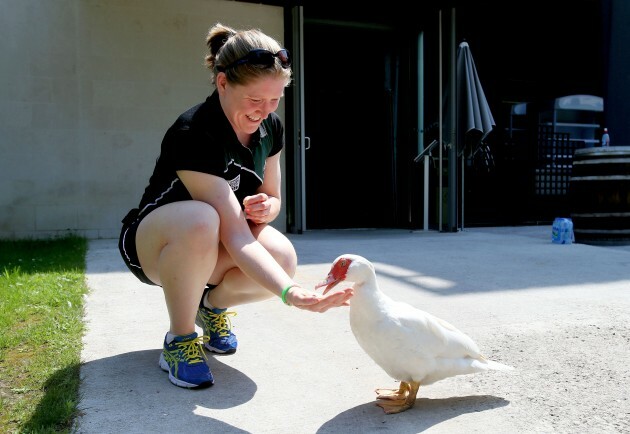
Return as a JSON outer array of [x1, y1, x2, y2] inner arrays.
[[217, 49, 291, 72]]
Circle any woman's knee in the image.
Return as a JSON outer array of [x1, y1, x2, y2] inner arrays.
[[139, 201, 220, 251], [278, 244, 298, 277], [257, 227, 297, 276], [178, 202, 220, 249], [135, 201, 221, 283]]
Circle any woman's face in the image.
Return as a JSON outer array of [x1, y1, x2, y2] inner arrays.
[[217, 74, 287, 139]]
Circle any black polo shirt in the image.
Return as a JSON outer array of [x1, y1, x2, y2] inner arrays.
[[135, 91, 284, 218]]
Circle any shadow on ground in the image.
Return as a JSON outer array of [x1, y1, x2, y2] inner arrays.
[[317, 395, 510, 433], [76, 349, 510, 433], [76, 350, 257, 432]]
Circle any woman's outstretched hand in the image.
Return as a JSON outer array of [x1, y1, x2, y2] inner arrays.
[[287, 286, 353, 313]]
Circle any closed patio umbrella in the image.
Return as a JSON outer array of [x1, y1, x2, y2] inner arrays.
[[456, 41, 495, 229], [457, 41, 495, 155]]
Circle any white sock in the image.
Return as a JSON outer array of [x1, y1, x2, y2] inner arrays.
[[165, 332, 177, 344], [203, 294, 215, 310]]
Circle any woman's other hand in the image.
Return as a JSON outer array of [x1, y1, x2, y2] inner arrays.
[[243, 193, 272, 224]]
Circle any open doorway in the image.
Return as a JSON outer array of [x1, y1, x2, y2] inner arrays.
[[302, 18, 414, 229]]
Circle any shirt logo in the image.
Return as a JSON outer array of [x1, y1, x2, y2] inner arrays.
[[227, 174, 240, 191]]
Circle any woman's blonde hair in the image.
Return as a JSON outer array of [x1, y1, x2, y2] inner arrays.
[[205, 23, 292, 87]]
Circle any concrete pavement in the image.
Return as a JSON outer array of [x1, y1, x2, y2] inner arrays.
[[75, 226, 630, 433]]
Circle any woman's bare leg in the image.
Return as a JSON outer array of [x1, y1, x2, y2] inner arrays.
[[135, 201, 220, 336]]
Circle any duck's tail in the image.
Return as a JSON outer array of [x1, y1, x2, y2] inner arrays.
[[474, 357, 515, 371]]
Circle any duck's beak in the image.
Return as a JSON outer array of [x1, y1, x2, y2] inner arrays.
[[315, 273, 341, 295]]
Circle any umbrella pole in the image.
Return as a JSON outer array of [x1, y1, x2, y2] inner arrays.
[[461, 153, 465, 230]]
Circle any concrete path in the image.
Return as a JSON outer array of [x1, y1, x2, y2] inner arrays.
[[75, 226, 630, 433]]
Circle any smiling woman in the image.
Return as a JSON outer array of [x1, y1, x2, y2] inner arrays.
[[116, 22, 353, 391]]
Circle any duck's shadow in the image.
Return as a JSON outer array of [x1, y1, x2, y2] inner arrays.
[[317, 395, 510, 433]]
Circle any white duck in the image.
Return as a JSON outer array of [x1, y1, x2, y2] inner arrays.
[[316, 254, 514, 414]]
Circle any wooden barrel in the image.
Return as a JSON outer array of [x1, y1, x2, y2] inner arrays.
[[569, 146, 630, 245]]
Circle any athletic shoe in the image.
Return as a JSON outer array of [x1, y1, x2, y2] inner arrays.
[[196, 306, 238, 354], [158, 332, 214, 389]]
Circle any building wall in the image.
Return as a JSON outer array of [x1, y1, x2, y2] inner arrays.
[[0, 0, 287, 239]]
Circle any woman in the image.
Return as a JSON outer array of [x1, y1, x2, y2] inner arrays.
[[118, 23, 353, 389]]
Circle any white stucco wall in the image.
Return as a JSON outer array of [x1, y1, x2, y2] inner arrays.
[[0, 0, 287, 239]]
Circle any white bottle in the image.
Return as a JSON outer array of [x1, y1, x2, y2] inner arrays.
[[602, 128, 610, 147]]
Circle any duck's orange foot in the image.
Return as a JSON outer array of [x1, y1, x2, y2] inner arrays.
[[375, 381, 420, 415], [375, 387, 406, 400], [376, 399, 415, 414], [375, 381, 410, 400]]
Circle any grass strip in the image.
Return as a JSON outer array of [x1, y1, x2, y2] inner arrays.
[[0, 236, 88, 433]]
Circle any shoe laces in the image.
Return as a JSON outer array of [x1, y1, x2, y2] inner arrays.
[[200, 309, 237, 337], [169, 335, 209, 365]]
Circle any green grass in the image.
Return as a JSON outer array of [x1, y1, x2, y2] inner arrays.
[[0, 236, 88, 434]]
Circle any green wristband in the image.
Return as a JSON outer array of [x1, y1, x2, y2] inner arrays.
[[281, 284, 296, 306]]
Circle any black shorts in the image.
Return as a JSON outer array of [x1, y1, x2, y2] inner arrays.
[[118, 208, 159, 286]]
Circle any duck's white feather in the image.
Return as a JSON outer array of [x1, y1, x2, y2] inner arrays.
[[336, 254, 513, 385]]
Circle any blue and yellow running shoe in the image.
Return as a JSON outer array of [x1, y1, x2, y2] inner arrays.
[[158, 332, 214, 389], [196, 306, 238, 354]]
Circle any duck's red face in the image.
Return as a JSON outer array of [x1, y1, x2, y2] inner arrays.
[[315, 257, 352, 295]]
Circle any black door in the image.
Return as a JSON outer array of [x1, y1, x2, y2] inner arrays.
[[303, 20, 401, 229]]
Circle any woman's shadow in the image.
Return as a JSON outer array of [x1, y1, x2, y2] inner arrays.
[[72, 349, 257, 433]]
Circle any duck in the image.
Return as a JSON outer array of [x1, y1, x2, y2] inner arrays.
[[316, 254, 514, 414]]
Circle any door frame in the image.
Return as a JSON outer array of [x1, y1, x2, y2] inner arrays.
[[286, 6, 306, 233]]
